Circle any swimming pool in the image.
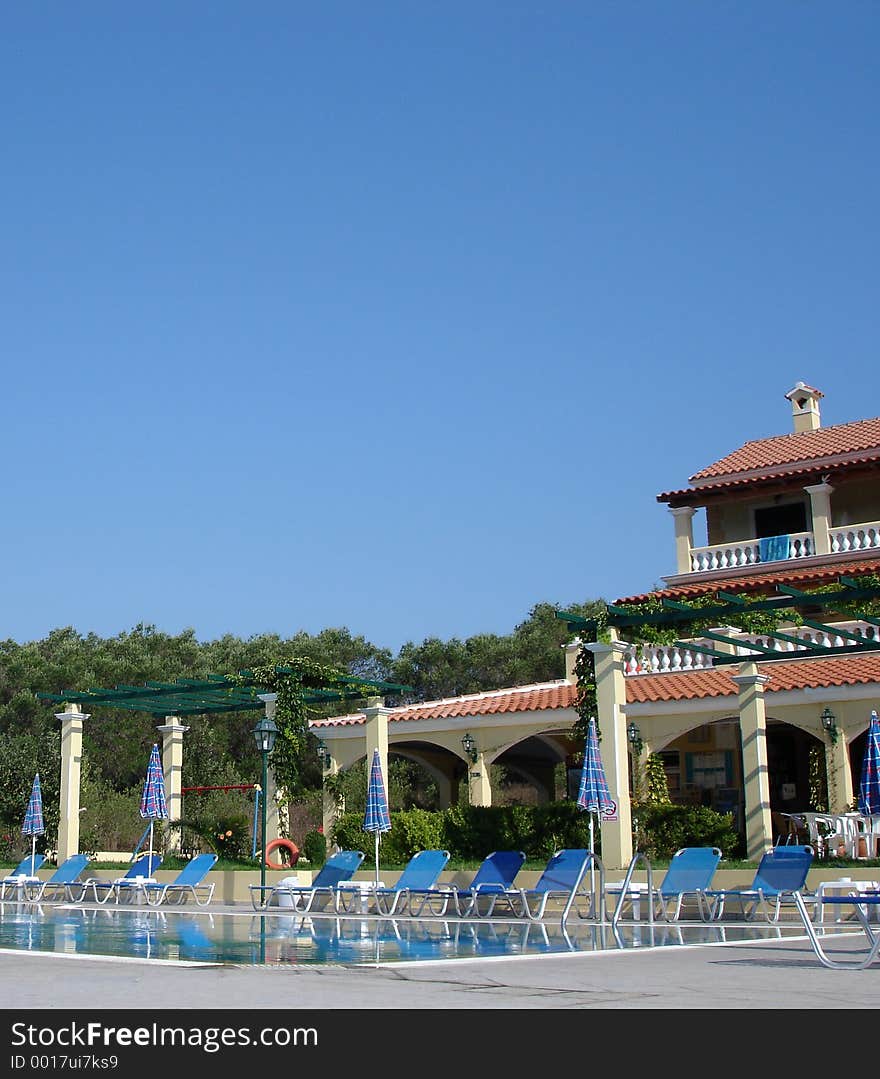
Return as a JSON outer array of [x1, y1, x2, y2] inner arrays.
[[0, 903, 811, 967]]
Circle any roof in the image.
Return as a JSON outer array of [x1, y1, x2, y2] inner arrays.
[[657, 417, 880, 504], [313, 680, 578, 728], [615, 556, 880, 605], [315, 653, 880, 726], [625, 652, 880, 703]]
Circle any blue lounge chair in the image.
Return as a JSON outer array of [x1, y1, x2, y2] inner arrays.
[[80, 853, 163, 904], [793, 886, 880, 969], [142, 853, 218, 907], [609, 847, 721, 923], [356, 850, 451, 916], [433, 851, 527, 917], [703, 845, 816, 922], [0, 854, 46, 899], [24, 854, 92, 903], [483, 849, 594, 922], [250, 849, 365, 911]]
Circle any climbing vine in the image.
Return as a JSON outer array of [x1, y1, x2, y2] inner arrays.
[[568, 572, 880, 757], [231, 657, 377, 803]]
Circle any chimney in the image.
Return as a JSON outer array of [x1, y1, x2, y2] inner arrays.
[[784, 382, 823, 433]]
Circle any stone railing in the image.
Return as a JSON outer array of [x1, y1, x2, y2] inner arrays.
[[688, 531, 814, 573], [623, 621, 880, 675], [829, 520, 880, 555]]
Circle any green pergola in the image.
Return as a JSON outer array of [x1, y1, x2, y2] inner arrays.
[[557, 574, 880, 665], [36, 665, 411, 717]]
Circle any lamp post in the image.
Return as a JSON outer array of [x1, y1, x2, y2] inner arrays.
[[252, 714, 279, 900], [461, 732, 478, 764], [820, 706, 839, 745]]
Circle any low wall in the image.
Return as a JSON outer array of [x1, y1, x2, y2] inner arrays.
[[22, 865, 880, 907]]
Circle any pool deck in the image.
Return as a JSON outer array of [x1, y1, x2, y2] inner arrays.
[[1, 901, 879, 1009]]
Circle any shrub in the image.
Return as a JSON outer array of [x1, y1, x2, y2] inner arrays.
[[180, 814, 252, 862], [302, 829, 326, 866], [632, 803, 742, 860]]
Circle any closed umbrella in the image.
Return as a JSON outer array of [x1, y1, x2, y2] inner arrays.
[[859, 710, 880, 817], [576, 717, 616, 910], [22, 773, 45, 877], [140, 744, 168, 874], [363, 749, 391, 889]]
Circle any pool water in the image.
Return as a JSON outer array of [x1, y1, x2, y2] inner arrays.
[[0, 903, 810, 966]]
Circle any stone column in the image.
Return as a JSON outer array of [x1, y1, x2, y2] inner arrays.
[[805, 482, 833, 556], [583, 636, 632, 870], [56, 704, 89, 862], [670, 506, 696, 574], [257, 694, 282, 843], [156, 716, 189, 852], [824, 727, 854, 816], [466, 746, 492, 807], [321, 747, 342, 844], [363, 697, 392, 799], [731, 662, 773, 861], [564, 640, 581, 683]]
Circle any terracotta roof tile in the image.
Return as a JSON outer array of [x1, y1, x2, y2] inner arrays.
[[615, 557, 880, 605], [313, 680, 578, 728], [657, 454, 880, 503], [316, 654, 880, 723], [690, 417, 880, 481], [625, 653, 880, 702]]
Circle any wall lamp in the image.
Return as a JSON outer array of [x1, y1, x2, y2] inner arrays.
[[627, 721, 644, 754], [461, 732, 478, 764], [316, 739, 331, 768], [820, 706, 839, 745]]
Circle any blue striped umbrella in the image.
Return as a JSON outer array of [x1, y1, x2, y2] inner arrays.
[[859, 711, 880, 817], [363, 749, 391, 888], [576, 717, 616, 860], [140, 744, 168, 869], [22, 773, 45, 876]]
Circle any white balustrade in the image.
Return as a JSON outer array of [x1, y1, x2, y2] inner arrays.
[[829, 520, 880, 554], [623, 621, 880, 676], [689, 531, 815, 573]]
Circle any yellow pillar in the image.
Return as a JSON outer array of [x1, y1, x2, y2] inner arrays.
[[805, 481, 833, 556], [363, 698, 391, 798], [824, 728, 854, 815], [156, 716, 189, 852], [56, 704, 89, 862], [321, 750, 342, 843], [583, 637, 633, 871], [466, 745, 492, 807], [670, 506, 696, 574], [731, 663, 773, 860]]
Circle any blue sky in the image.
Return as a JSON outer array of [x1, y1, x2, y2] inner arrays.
[[3, 3, 878, 653]]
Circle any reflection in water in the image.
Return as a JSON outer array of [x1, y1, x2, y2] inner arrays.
[[0, 902, 793, 967]]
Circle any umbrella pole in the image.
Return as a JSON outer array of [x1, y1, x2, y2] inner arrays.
[[589, 816, 596, 916], [149, 820, 154, 872], [31, 835, 36, 877], [375, 833, 380, 889]]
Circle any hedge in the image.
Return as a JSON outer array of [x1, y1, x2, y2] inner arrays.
[[330, 802, 742, 862]]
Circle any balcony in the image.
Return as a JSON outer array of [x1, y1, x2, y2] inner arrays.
[[687, 520, 880, 575]]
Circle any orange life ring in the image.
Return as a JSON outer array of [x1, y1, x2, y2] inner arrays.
[[264, 838, 300, 870]]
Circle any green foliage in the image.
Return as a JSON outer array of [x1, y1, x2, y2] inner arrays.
[[644, 754, 672, 805], [333, 803, 596, 862], [302, 829, 327, 866], [631, 803, 742, 860], [332, 808, 446, 863], [180, 814, 252, 862], [808, 744, 828, 812], [389, 600, 605, 703], [0, 731, 61, 853]]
